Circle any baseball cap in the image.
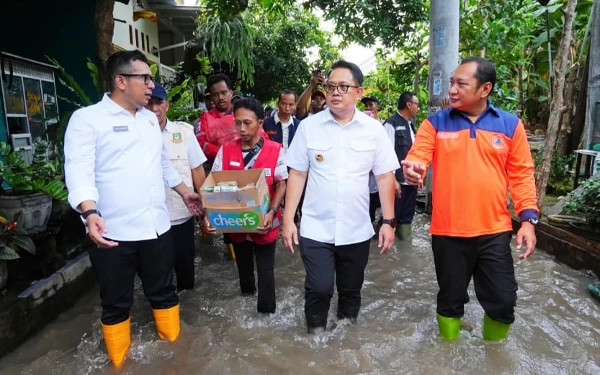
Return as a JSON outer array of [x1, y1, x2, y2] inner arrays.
[[150, 83, 168, 100], [311, 89, 326, 99], [232, 90, 244, 100], [361, 96, 380, 105]]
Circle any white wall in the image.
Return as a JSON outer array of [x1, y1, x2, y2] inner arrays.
[[113, 1, 160, 64]]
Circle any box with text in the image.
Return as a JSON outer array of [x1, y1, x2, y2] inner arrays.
[[201, 169, 270, 233]]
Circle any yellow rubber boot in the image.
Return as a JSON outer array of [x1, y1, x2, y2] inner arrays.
[[437, 314, 461, 341], [228, 243, 236, 260], [153, 304, 180, 342], [483, 314, 511, 341], [101, 318, 131, 368]]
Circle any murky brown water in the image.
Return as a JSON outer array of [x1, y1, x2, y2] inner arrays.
[[1, 214, 600, 375]]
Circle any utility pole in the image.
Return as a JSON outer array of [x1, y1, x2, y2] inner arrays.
[[424, 0, 460, 213], [583, 0, 600, 152]]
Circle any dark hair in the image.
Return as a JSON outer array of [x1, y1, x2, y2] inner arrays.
[[278, 90, 297, 102], [397, 91, 416, 110], [460, 56, 496, 93], [234, 97, 264, 120], [207, 73, 232, 91], [329, 60, 364, 86], [106, 50, 149, 92]]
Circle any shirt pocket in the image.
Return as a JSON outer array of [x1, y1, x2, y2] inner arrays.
[[349, 140, 376, 172], [307, 140, 334, 169]]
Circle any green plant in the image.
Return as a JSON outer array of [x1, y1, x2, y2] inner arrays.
[[533, 151, 574, 195], [0, 212, 36, 261], [565, 175, 600, 230], [0, 141, 68, 202]]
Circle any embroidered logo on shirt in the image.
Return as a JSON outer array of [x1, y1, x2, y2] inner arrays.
[[315, 153, 324, 162], [491, 135, 505, 150], [148, 120, 155, 126], [437, 132, 459, 139], [172, 133, 182, 143], [113, 126, 129, 132]]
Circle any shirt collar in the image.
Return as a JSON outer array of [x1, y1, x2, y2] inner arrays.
[[274, 113, 294, 127], [162, 119, 173, 133], [449, 100, 500, 119], [101, 93, 145, 115], [323, 107, 364, 127]]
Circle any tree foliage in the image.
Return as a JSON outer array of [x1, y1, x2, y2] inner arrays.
[[242, 5, 340, 102]]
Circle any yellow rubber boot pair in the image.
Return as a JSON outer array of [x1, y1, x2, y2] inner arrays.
[[101, 318, 131, 368], [152, 304, 181, 342]]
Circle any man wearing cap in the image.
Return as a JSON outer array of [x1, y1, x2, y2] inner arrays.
[[296, 70, 327, 120], [361, 96, 382, 122], [146, 83, 208, 291]]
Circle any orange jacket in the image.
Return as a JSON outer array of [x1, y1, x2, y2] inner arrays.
[[405, 105, 538, 237]]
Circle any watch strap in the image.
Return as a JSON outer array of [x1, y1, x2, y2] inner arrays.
[[268, 207, 278, 215], [82, 209, 101, 219]]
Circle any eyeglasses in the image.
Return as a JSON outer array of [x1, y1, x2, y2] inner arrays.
[[322, 84, 359, 94], [410, 101, 420, 106], [117, 73, 155, 85]]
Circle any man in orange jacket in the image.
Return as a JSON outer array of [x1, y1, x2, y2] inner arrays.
[[402, 57, 538, 342]]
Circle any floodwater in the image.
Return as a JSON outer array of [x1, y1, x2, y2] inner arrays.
[[1, 213, 600, 375]]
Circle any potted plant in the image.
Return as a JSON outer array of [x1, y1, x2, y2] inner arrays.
[[0, 140, 68, 235], [0, 213, 35, 290], [564, 175, 600, 238]]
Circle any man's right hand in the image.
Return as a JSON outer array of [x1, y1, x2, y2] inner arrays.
[[401, 160, 426, 186], [311, 71, 325, 86], [86, 215, 118, 248], [282, 219, 298, 254]]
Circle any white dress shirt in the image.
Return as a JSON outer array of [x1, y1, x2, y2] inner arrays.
[[368, 122, 396, 193], [274, 113, 294, 152], [285, 108, 400, 246], [64, 94, 183, 241]]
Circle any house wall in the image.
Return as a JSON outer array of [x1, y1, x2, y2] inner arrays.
[[113, 1, 161, 65]]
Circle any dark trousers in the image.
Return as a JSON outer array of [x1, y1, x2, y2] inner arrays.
[[171, 217, 196, 291], [88, 231, 179, 325], [395, 184, 418, 224], [369, 192, 381, 223], [233, 240, 276, 313], [431, 231, 517, 324], [299, 237, 370, 327]]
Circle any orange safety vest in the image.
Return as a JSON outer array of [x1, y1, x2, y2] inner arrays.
[[221, 138, 282, 244]]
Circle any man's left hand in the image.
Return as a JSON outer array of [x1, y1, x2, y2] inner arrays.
[[516, 222, 536, 259], [378, 224, 395, 254], [395, 181, 402, 198], [182, 191, 203, 216]]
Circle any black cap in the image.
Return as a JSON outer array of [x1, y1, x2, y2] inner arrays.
[[361, 96, 380, 105]]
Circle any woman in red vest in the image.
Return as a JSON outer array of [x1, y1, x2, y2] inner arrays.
[[207, 98, 288, 313]]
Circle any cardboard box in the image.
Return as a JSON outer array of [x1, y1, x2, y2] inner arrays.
[[201, 169, 270, 233]]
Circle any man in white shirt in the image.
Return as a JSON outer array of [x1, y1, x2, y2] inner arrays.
[[64, 50, 202, 368], [283, 60, 400, 334], [146, 83, 208, 292]]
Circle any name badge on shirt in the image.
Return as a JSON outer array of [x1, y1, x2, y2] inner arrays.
[[395, 126, 406, 131], [230, 161, 241, 167], [113, 126, 129, 132], [264, 168, 272, 177]]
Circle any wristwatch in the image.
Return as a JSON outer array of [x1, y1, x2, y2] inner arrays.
[[524, 217, 539, 225], [382, 218, 397, 228], [82, 209, 101, 219]]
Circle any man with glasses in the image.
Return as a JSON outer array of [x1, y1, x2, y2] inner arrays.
[[383, 91, 421, 240], [64, 50, 203, 367], [283, 60, 399, 334]]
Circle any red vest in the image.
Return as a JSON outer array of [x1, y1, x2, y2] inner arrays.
[[222, 138, 282, 244]]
